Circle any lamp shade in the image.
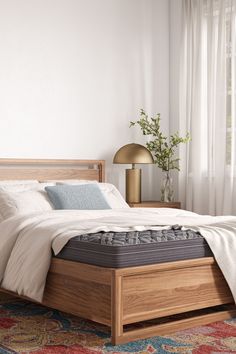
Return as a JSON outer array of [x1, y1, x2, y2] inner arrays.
[[113, 143, 154, 164]]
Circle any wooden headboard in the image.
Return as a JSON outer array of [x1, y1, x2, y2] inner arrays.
[[0, 159, 105, 182]]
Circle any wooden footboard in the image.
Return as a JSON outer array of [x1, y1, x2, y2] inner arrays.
[[41, 257, 236, 345], [111, 258, 235, 344], [43, 259, 112, 326]]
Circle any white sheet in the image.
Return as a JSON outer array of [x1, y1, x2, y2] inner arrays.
[[0, 208, 235, 302]]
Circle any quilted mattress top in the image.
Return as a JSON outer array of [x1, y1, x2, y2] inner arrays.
[[55, 227, 212, 268]]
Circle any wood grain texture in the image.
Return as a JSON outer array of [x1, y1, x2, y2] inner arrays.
[[43, 259, 112, 326], [129, 201, 181, 208], [115, 308, 236, 344], [0, 158, 104, 165], [110, 257, 235, 344], [115, 257, 216, 275], [0, 158, 105, 182], [122, 262, 233, 324], [0, 256, 235, 345], [111, 272, 123, 344], [37, 257, 235, 341], [49, 258, 112, 285]]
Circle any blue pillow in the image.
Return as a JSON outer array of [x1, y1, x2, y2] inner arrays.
[[45, 184, 111, 210]]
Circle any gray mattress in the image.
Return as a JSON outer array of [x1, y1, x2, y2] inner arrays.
[[55, 226, 213, 268]]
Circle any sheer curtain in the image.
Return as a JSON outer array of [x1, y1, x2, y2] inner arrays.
[[179, 0, 236, 215]]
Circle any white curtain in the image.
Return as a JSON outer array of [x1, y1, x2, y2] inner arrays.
[[179, 0, 236, 215]]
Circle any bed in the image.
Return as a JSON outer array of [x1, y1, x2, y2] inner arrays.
[[0, 158, 235, 345]]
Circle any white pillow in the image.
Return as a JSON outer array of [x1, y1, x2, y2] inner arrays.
[[35, 182, 56, 189], [0, 185, 37, 223], [99, 183, 129, 209], [0, 184, 40, 193], [43, 179, 98, 184], [0, 189, 53, 220], [0, 180, 39, 185], [57, 181, 129, 209], [0, 182, 54, 193], [0, 181, 40, 223]]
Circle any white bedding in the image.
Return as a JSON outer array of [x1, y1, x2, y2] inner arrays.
[[0, 208, 235, 302]]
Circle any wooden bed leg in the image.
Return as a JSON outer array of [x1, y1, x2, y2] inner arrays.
[[111, 272, 123, 345]]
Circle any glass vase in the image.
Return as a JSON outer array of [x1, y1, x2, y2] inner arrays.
[[161, 171, 174, 202]]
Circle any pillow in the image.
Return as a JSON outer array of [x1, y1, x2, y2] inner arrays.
[[0, 182, 55, 193], [98, 183, 129, 209], [0, 180, 39, 185], [0, 181, 40, 223], [42, 179, 98, 184], [0, 189, 53, 220], [45, 184, 111, 210], [57, 181, 129, 209], [0, 184, 40, 193]]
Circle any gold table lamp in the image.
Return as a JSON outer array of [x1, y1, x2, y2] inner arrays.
[[113, 143, 154, 203]]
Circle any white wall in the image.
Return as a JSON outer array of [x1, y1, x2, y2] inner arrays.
[[0, 0, 169, 199]]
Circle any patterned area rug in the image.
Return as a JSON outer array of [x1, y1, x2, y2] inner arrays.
[[0, 293, 236, 353]]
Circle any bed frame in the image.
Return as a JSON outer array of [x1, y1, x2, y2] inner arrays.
[[0, 158, 235, 345]]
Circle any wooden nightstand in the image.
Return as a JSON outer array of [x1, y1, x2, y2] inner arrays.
[[128, 201, 181, 209]]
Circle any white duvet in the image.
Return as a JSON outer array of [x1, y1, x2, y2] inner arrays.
[[0, 208, 236, 302]]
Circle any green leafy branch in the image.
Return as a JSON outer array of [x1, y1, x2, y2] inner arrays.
[[130, 109, 190, 172]]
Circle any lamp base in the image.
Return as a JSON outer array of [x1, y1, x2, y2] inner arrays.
[[126, 168, 141, 203]]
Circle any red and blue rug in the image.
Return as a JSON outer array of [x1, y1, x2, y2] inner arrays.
[[0, 293, 236, 353]]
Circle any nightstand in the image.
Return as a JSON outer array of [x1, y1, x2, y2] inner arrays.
[[128, 201, 181, 209]]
